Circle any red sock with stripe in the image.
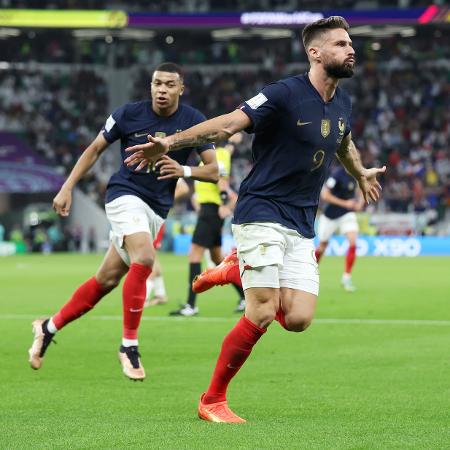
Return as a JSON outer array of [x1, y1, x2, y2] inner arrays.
[[203, 316, 266, 404], [122, 263, 152, 342], [345, 245, 357, 274], [52, 277, 106, 330]]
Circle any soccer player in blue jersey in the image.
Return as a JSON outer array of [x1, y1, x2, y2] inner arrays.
[[125, 17, 386, 421], [316, 166, 365, 291], [28, 63, 218, 381]]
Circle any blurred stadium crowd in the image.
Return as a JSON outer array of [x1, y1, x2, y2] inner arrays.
[[1, 31, 448, 217]]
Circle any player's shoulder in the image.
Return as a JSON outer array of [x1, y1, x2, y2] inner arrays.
[[335, 86, 352, 112], [117, 100, 151, 118], [178, 103, 205, 118], [278, 74, 316, 101]]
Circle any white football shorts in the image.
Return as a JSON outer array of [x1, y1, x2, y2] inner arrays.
[[105, 195, 164, 266], [232, 222, 319, 295], [317, 212, 359, 242]]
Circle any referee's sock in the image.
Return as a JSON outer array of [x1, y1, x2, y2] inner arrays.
[[187, 262, 201, 307]]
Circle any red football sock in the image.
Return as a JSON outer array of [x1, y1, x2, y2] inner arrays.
[[226, 263, 242, 288], [122, 263, 152, 340], [52, 277, 106, 330], [315, 248, 323, 263], [345, 245, 357, 274], [203, 316, 266, 404], [275, 306, 288, 330]]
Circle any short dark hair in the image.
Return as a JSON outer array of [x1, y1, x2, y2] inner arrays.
[[153, 62, 184, 81], [302, 16, 350, 49]]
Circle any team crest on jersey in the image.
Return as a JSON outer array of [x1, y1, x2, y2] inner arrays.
[[155, 131, 166, 138], [321, 119, 330, 138]]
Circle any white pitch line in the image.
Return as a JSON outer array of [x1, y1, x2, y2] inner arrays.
[[1, 314, 450, 326]]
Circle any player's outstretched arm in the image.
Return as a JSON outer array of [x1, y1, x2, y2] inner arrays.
[[124, 109, 251, 170], [336, 133, 386, 204], [155, 150, 219, 183], [53, 132, 109, 216]]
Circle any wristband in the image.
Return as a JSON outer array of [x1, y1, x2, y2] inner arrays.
[[220, 190, 229, 204], [182, 166, 192, 178]]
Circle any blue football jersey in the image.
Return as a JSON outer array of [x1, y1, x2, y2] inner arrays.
[[323, 167, 357, 219], [234, 73, 352, 238], [102, 101, 213, 218]]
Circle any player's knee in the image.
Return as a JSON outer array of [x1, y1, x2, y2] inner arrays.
[[286, 316, 313, 333], [131, 254, 154, 268], [96, 271, 122, 292]]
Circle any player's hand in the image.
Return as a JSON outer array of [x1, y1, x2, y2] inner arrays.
[[155, 155, 184, 180], [343, 199, 357, 210], [124, 135, 170, 171], [53, 188, 72, 217], [219, 205, 233, 219], [358, 166, 386, 204]]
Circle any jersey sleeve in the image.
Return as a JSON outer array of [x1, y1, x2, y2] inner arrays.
[[102, 104, 127, 143], [190, 109, 215, 154], [239, 81, 289, 133]]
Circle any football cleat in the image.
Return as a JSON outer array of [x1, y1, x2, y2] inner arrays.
[[341, 276, 356, 292], [144, 296, 168, 307], [192, 249, 242, 293], [118, 345, 145, 381], [169, 304, 199, 317], [198, 393, 246, 423], [28, 319, 56, 370]]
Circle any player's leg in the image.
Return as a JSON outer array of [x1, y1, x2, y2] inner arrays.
[[28, 244, 128, 370], [105, 194, 163, 380], [145, 258, 167, 306], [119, 231, 154, 380], [209, 245, 245, 312], [198, 223, 284, 423], [315, 214, 337, 263], [146, 224, 167, 306], [278, 288, 317, 332], [276, 231, 319, 330], [169, 242, 204, 316], [340, 213, 359, 292]]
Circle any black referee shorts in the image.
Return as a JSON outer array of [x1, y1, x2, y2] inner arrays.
[[192, 203, 224, 248]]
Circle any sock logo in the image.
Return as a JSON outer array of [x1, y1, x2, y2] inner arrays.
[[129, 308, 143, 313]]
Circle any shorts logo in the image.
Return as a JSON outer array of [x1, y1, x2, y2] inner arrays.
[[321, 119, 330, 138], [132, 216, 140, 223]]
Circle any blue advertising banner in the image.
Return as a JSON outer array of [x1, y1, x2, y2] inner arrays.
[[321, 236, 450, 257], [173, 234, 450, 257]]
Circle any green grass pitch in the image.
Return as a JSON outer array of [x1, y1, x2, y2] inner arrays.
[[1, 253, 449, 449]]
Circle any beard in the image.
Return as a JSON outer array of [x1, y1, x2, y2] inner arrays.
[[324, 60, 354, 79]]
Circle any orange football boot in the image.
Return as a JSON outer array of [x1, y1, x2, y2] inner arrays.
[[192, 249, 242, 293], [198, 393, 246, 423]]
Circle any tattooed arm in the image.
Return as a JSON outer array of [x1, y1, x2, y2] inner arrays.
[[336, 132, 386, 204], [124, 109, 251, 171]]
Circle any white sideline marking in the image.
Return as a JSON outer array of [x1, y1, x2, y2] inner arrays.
[[1, 314, 450, 327]]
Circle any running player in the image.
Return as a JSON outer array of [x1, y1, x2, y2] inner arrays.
[[316, 166, 365, 291], [28, 63, 218, 381], [124, 17, 385, 420]]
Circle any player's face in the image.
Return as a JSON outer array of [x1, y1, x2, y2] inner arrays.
[[151, 71, 184, 113], [319, 28, 355, 79]]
